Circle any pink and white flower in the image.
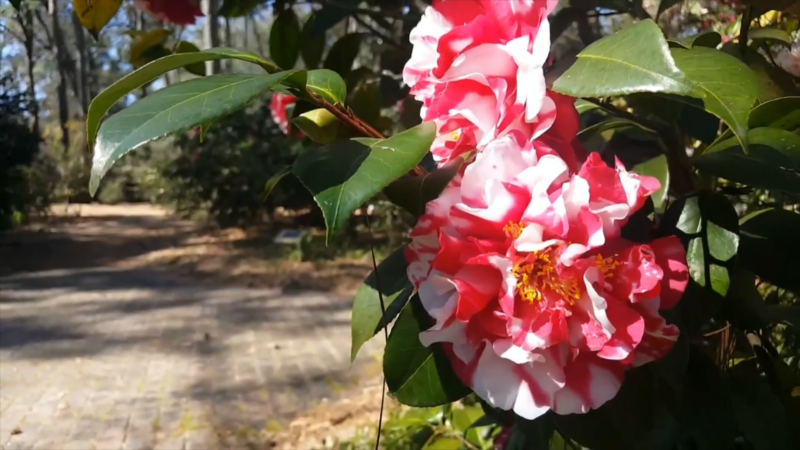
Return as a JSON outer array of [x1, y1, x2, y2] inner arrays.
[[403, 0, 566, 166], [269, 93, 297, 135], [406, 143, 687, 420]]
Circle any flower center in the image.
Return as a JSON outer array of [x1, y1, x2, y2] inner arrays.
[[594, 254, 621, 278], [503, 221, 524, 239], [512, 248, 581, 305]]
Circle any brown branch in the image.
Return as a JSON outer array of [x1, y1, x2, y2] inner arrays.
[[309, 92, 427, 176]]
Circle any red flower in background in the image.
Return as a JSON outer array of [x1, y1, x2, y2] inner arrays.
[[269, 93, 297, 135], [134, 0, 204, 26]]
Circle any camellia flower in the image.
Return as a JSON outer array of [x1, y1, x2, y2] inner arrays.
[[406, 141, 688, 420], [134, 0, 204, 26], [269, 93, 297, 135], [403, 0, 564, 166]]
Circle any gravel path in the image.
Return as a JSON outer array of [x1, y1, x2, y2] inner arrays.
[[0, 205, 380, 450]]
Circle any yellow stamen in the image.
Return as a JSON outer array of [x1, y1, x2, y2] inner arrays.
[[594, 253, 621, 278], [512, 248, 581, 305], [503, 221, 524, 239]]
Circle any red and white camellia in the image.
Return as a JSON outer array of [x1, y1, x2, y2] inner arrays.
[[269, 93, 297, 135], [406, 138, 688, 420], [134, 0, 204, 26], [403, 0, 569, 167]]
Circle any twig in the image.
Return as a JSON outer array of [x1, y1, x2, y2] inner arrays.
[[307, 92, 427, 176]]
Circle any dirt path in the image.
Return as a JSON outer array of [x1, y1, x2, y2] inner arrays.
[[0, 205, 383, 450]]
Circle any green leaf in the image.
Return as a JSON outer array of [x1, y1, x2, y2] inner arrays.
[[727, 46, 797, 102], [575, 99, 600, 115], [217, 0, 263, 17], [748, 27, 793, 44], [450, 407, 486, 448], [657, 0, 684, 19], [669, 192, 739, 297], [300, 13, 325, 69], [293, 122, 435, 242], [10, 0, 21, 10], [553, 20, 692, 98], [269, 8, 301, 70], [174, 41, 206, 77], [323, 33, 364, 77], [350, 246, 413, 362], [305, 69, 347, 105], [384, 301, 470, 407], [748, 96, 800, 130], [86, 47, 278, 149], [671, 47, 760, 148], [632, 155, 669, 213], [739, 208, 800, 293], [90, 71, 303, 196], [424, 437, 463, 449], [291, 108, 340, 144], [670, 32, 722, 49], [383, 154, 467, 217], [693, 128, 800, 193], [262, 166, 292, 202]]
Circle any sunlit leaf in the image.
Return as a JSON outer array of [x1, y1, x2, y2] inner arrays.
[[291, 108, 339, 144], [90, 71, 304, 195], [292, 123, 435, 242], [86, 47, 279, 149], [632, 155, 670, 213]]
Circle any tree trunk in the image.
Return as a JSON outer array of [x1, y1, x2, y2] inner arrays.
[[223, 17, 232, 72], [19, 7, 40, 136], [202, 0, 221, 75], [71, 11, 89, 115], [49, 0, 70, 152]]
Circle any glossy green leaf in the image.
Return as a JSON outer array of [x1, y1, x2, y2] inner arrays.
[[90, 71, 304, 196], [86, 47, 278, 149], [384, 154, 467, 217], [269, 8, 301, 70], [670, 32, 722, 49], [694, 128, 800, 193], [384, 301, 470, 407], [174, 41, 206, 77], [300, 13, 325, 69], [305, 69, 347, 105], [728, 46, 797, 102], [748, 96, 800, 130], [293, 122, 436, 242], [323, 33, 365, 77], [350, 246, 413, 362], [217, 0, 263, 17], [262, 166, 292, 201], [553, 20, 692, 98], [292, 108, 339, 144], [748, 27, 793, 43], [671, 47, 760, 148], [670, 192, 739, 297], [739, 208, 800, 293], [575, 99, 599, 115], [632, 155, 670, 212]]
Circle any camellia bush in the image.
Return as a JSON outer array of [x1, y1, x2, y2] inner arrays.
[[39, 0, 800, 448]]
